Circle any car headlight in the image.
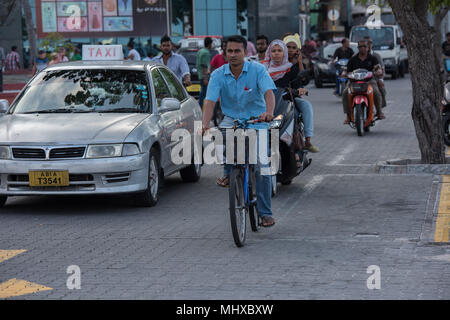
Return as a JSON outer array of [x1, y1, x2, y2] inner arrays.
[[122, 143, 140, 156], [86, 144, 123, 158], [0, 146, 10, 159], [384, 58, 395, 66]]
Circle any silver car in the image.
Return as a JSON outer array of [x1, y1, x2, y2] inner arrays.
[[0, 61, 202, 207]]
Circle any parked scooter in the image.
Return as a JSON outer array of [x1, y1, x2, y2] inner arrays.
[[335, 59, 349, 97], [346, 68, 383, 136], [270, 72, 312, 196]]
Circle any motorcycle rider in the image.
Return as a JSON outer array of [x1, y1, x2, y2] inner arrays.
[[365, 36, 387, 108], [283, 33, 304, 71], [332, 38, 354, 95], [262, 39, 319, 154], [248, 35, 269, 62], [333, 38, 354, 61], [342, 40, 384, 124]]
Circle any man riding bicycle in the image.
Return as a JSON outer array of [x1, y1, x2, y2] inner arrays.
[[201, 35, 277, 228]]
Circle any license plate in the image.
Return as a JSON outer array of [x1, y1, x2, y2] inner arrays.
[[29, 170, 69, 187], [186, 84, 201, 92]]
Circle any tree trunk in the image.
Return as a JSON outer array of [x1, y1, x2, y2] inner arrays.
[[21, 0, 37, 71], [388, 0, 445, 164]]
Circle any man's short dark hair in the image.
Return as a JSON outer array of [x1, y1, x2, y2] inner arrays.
[[38, 49, 45, 54], [161, 35, 171, 44], [341, 38, 349, 45], [11, 46, 17, 51], [204, 37, 213, 47], [128, 43, 134, 49], [447, 32, 450, 37], [256, 35, 269, 45], [226, 35, 247, 50]]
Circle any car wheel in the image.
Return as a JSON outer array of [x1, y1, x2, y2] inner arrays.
[[0, 196, 7, 208], [180, 160, 201, 183], [135, 148, 161, 207]]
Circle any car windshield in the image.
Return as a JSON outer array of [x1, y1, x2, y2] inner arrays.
[[10, 69, 151, 114], [351, 27, 395, 50]]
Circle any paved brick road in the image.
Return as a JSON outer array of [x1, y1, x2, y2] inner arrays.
[[0, 75, 449, 300]]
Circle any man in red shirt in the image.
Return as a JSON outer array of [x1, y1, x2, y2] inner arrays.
[[210, 39, 228, 72]]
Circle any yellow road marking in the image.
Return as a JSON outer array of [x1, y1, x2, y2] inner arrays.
[[0, 250, 26, 263], [435, 176, 450, 242], [0, 279, 52, 299]]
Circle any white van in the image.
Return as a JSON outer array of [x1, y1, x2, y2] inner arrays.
[[350, 24, 408, 79]]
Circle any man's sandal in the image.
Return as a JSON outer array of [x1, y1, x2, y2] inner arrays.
[[260, 216, 275, 228], [216, 176, 229, 188]]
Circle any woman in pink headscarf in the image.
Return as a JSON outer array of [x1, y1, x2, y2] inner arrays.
[[261, 40, 319, 153]]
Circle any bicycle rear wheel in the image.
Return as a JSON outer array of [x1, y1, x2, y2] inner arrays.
[[229, 167, 247, 247]]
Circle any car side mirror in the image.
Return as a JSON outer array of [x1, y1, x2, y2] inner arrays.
[[0, 99, 9, 113], [159, 98, 181, 113]]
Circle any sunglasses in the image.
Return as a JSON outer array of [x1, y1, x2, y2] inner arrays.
[[358, 45, 367, 48]]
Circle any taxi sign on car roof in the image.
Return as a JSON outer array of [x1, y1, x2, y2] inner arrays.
[[82, 45, 124, 61]]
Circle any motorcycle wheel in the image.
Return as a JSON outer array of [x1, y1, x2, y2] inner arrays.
[[339, 81, 345, 97], [364, 107, 371, 133], [355, 104, 365, 137], [444, 118, 450, 146]]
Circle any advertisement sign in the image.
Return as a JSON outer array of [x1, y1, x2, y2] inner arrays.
[[36, 0, 169, 38]]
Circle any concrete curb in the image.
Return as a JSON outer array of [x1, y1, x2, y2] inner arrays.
[[376, 158, 450, 175]]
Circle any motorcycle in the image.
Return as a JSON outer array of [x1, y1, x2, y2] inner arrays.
[[442, 81, 450, 146], [335, 59, 349, 97], [270, 72, 312, 196], [346, 68, 382, 136]]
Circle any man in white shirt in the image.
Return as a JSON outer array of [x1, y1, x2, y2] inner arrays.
[[126, 43, 141, 61]]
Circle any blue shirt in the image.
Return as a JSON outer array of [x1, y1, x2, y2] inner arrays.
[[152, 52, 190, 82], [205, 60, 276, 129]]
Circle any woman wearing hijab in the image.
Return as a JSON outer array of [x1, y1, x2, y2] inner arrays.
[[262, 40, 319, 153]]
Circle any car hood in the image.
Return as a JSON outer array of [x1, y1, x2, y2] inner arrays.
[[0, 113, 150, 144]]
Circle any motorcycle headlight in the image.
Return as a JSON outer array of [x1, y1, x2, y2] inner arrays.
[[269, 115, 283, 129], [86, 144, 123, 158], [0, 146, 11, 159]]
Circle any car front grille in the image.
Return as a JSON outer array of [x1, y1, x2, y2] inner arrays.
[[49, 147, 86, 159], [11, 146, 86, 159], [12, 148, 45, 159]]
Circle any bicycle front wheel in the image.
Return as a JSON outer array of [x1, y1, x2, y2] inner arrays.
[[229, 167, 247, 247], [248, 166, 260, 232]]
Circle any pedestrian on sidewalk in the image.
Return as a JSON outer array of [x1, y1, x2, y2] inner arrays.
[[71, 47, 82, 61], [0, 46, 5, 92], [197, 37, 212, 107], [126, 43, 141, 61], [48, 53, 59, 66], [32, 50, 49, 75], [5, 46, 20, 71], [152, 35, 191, 85], [57, 47, 69, 63], [210, 38, 228, 73]]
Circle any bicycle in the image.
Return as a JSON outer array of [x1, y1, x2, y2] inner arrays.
[[225, 118, 265, 247]]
